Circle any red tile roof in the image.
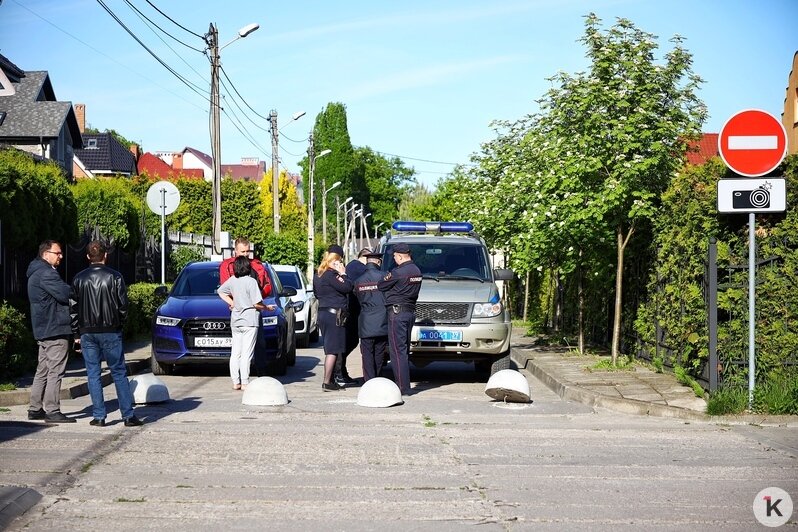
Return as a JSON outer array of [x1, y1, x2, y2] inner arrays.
[[221, 161, 266, 182], [686, 133, 719, 166], [138, 152, 203, 180]]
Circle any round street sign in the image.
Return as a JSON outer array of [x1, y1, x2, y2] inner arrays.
[[146, 180, 181, 215], [718, 109, 788, 177]]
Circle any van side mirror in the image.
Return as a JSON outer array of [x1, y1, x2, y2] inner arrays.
[[493, 268, 514, 281]]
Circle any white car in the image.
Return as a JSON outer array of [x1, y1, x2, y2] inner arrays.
[[272, 264, 319, 348]]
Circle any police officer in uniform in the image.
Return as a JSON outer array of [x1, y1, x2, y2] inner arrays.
[[377, 243, 421, 395], [337, 248, 370, 385], [353, 251, 389, 381]]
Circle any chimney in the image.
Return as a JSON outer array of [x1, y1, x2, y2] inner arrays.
[[129, 143, 140, 160], [173, 152, 183, 170], [74, 103, 86, 133]]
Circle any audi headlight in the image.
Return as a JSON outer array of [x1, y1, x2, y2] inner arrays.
[[262, 316, 278, 327], [156, 316, 181, 326], [472, 302, 502, 318]]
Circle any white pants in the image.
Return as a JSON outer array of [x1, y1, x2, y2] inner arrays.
[[230, 325, 258, 385]]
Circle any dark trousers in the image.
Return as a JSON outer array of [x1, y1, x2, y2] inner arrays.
[[337, 310, 360, 377], [387, 310, 414, 395], [360, 336, 388, 381]]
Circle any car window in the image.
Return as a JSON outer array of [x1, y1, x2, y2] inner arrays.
[[277, 270, 302, 290], [173, 268, 220, 296], [382, 243, 491, 280]]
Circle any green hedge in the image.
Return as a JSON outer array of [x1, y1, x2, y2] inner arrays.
[[124, 283, 168, 339], [0, 301, 36, 383]]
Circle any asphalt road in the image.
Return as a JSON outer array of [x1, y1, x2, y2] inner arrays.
[[1, 344, 796, 531]]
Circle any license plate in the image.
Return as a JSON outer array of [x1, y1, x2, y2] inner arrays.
[[194, 337, 232, 348], [418, 329, 462, 342]]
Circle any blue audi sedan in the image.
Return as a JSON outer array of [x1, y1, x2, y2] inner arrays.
[[151, 261, 297, 376]]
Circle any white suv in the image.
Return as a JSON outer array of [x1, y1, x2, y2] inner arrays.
[[273, 265, 319, 348], [376, 221, 514, 379]]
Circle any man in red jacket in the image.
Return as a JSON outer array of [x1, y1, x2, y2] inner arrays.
[[219, 237, 271, 298]]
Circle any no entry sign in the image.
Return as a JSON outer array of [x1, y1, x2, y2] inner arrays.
[[718, 109, 788, 177]]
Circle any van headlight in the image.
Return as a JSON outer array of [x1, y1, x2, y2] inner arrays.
[[262, 316, 278, 327], [156, 316, 181, 326], [472, 302, 502, 318]]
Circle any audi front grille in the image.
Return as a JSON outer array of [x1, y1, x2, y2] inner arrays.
[[415, 303, 470, 325], [184, 319, 231, 347]]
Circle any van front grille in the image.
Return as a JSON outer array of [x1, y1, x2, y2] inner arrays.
[[415, 303, 470, 325]]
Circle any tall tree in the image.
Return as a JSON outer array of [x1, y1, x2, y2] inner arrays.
[[355, 146, 415, 230], [534, 14, 706, 362], [260, 169, 307, 236]]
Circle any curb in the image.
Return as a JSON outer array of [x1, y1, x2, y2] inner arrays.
[[0, 357, 151, 408], [511, 348, 797, 427]]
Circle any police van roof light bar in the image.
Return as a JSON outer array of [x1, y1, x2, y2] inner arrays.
[[392, 221, 474, 233]]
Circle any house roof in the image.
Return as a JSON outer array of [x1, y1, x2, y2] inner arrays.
[[138, 152, 203, 179], [74, 133, 137, 175], [221, 161, 266, 181], [686, 133, 719, 166], [0, 60, 82, 145], [183, 146, 213, 167]]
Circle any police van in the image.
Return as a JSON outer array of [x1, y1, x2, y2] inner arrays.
[[376, 221, 514, 379]]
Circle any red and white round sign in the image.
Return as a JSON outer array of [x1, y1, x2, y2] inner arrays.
[[718, 109, 788, 177]]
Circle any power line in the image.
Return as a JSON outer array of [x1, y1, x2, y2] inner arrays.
[[219, 65, 270, 121], [123, 0, 203, 53], [279, 130, 308, 144], [370, 148, 477, 167], [95, 0, 209, 101], [144, 0, 205, 39]]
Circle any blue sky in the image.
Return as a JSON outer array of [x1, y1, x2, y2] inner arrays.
[[1, 0, 796, 188]]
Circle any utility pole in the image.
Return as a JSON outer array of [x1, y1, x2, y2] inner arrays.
[[306, 134, 316, 282], [269, 109, 280, 233], [208, 23, 222, 256]]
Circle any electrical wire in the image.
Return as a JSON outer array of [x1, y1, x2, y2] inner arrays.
[[279, 131, 308, 144], [369, 148, 477, 167], [8, 0, 207, 112], [96, 0, 210, 101], [144, 0, 205, 39], [219, 96, 272, 158], [279, 144, 306, 158], [219, 68, 270, 132], [123, 0, 203, 53], [219, 65, 271, 121]]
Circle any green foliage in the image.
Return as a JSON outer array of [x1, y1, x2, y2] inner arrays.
[[0, 148, 78, 253], [355, 146, 416, 230], [260, 170, 307, 235], [124, 283, 168, 339], [0, 301, 36, 383], [673, 364, 705, 398], [72, 178, 140, 251], [706, 386, 748, 415], [84, 127, 138, 150], [260, 232, 311, 268], [171, 178, 212, 234], [752, 373, 798, 415], [591, 356, 635, 371], [169, 245, 206, 279]]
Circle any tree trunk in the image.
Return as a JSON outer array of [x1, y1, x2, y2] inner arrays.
[[577, 250, 585, 355], [523, 270, 530, 323], [611, 224, 634, 364]]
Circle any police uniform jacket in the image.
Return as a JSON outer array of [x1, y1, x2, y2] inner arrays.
[[354, 264, 388, 338], [377, 260, 422, 306], [313, 268, 353, 310]]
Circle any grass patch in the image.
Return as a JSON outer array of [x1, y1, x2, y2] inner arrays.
[[753, 376, 798, 415], [589, 356, 635, 372], [176, 485, 192, 488], [706, 386, 748, 415], [115, 497, 146, 503], [80, 462, 94, 474], [674, 365, 705, 398], [0, 407, 10, 413], [0, 383, 16, 391], [422, 415, 437, 428]]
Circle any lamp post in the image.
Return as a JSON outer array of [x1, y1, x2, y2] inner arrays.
[[373, 221, 385, 248], [361, 212, 372, 246], [207, 22, 259, 256], [343, 204, 359, 261], [336, 196, 353, 245], [306, 140, 331, 281], [322, 180, 341, 244], [269, 110, 305, 233]]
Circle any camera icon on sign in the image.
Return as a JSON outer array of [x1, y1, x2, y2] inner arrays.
[[732, 185, 771, 209]]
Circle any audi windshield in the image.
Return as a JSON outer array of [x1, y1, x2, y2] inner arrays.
[[171, 267, 220, 296]]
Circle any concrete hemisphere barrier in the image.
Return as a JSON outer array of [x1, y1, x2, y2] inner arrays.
[[129, 374, 170, 404], [242, 377, 288, 406], [484, 369, 531, 403], [357, 377, 404, 408]]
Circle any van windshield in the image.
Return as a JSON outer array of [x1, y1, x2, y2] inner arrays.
[[382, 243, 491, 281]]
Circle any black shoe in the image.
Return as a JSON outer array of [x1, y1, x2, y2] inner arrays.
[[124, 416, 143, 427], [334, 374, 347, 387], [45, 412, 76, 423], [322, 381, 343, 391], [28, 408, 45, 420], [89, 418, 106, 427], [341, 374, 358, 385]]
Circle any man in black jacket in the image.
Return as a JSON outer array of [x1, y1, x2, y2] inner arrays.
[[27, 240, 76, 423], [70, 241, 142, 427], [354, 252, 389, 381]]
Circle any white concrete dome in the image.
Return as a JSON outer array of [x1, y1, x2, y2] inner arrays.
[[129, 374, 170, 404], [242, 377, 288, 406], [484, 369, 531, 403], [356, 377, 404, 408]]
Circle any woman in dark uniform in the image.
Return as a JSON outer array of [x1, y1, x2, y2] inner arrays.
[[312, 245, 353, 391]]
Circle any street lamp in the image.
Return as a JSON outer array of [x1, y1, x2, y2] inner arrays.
[[373, 221, 385, 248], [270, 109, 305, 233], [343, 204, 359, 260], [306, 145, 332, 281], [322, 180, 341, 244], [361, 212, 372, 246], [336, 196, 353, 245], [207, 22, 259, 256]]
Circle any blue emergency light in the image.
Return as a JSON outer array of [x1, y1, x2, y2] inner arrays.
[[392, 221, 474, 233]]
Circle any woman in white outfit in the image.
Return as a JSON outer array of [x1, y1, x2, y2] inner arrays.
[[217, 256, 273, 390]]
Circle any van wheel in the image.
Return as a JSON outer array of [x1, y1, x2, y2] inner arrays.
[[151, 354, 173, 375], [475, 351, 511, 380]]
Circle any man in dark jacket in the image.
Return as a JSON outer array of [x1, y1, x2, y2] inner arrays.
[[27, 240, 76, 423], [353, 252, 389, 381], [70, 241, 142, 427], [337, 247, 370, 385], [378, 243, 422, 395]]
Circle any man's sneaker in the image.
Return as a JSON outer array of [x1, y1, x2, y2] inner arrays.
[[334, 374, 348, 387], [89, 418, 106, 427], [123, 416, 144, 427], [340, 373, 359, 385], [27, 408, 45, 420], [322, 381, 343, 391], [44, 412, 76, 423]]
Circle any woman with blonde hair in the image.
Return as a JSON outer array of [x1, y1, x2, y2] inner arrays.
[[312, 245, 353, 390]]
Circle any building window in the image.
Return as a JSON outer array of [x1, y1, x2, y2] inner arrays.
[[86, 138, 98, 149]]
